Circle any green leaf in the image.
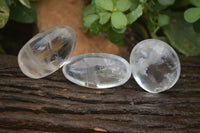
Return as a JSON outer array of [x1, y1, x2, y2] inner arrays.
[[91, 0, 95, 4], [112, 0, 117, 6], [108, 29, 124, 45], [83, 4, 96, 16], [112, 27, 126, 33], [147, 13, 159, 34], [127, 5, 143, 24], [83, 14, 99, 28], [139, 0, 147, 4], [111, 11, 127, 29], [158, 14, 170, 27], [0, 13, 9, 29], [158, 0, 175, 6], [95, 0, 113, 11], [1, 0, 10, 11], [99, 12, 111, 24], [148, 0, 166, 13], [10, 1, 36, 23], [90, 20, 102, 36], [129, 0, 139, 11], [101, 23, 111, 32], [19, 0, 31, 8], [115, 0, 132, 12], [0, 0, 10, 29], [193, 19, 200, 33], [163, 12, 200, 56], [189, 0, 200, 7], [184, 8, 200, 23]]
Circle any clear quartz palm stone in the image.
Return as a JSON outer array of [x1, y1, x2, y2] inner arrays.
[[130, 39, 181, 93], [18, 25, 76, 79], [62, 53, 131, 89]]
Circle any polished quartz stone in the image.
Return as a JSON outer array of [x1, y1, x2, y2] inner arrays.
[[18, 25, 76, 79], [130, 39, 181, 93], [62, 53, 131, 89]]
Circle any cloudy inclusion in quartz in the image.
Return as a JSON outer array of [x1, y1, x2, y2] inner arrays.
[[130, 39, 181, 93], [18, 25, 76, 79], [62, 53, 131, 89]]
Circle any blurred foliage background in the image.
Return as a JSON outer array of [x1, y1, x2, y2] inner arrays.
[[0, 0, 200, 56], [0, 0, 36, 55]]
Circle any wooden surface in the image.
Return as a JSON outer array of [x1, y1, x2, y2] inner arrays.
[[0, 55, 199, 133]]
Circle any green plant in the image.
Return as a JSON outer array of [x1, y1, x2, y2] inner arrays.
[[146, 0, 200, 35], [0, 0, 36, 29], [83, 0, 200, 56], [145, 0, 200, 56], [83, 0, 145, 45], [184, 0, 200, 33]]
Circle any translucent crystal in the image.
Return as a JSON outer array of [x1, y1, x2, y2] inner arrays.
[[62, 53, 131, 89], [18, 25, 76, 79], [130, 39, 181, 93]]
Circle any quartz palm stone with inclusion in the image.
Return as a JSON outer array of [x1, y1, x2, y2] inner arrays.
[[18, 25, 76, 79], [130, 39, 181, 93], [62, 53, 131, 89]]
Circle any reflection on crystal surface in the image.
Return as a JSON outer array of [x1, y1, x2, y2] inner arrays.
[[130, 39, 181, 93], [18, 25, 76, 79], [62, 53, 131, 89]]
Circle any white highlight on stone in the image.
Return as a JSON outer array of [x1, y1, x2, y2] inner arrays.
[[18, 25, 76, 79], [62, 53, 131, 89], [130, 39, 181, 93]]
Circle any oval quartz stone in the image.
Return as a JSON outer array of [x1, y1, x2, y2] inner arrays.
[[62, 53, 131, 89], [18, 25, 76, 79], [130, 39, 181, 93]]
